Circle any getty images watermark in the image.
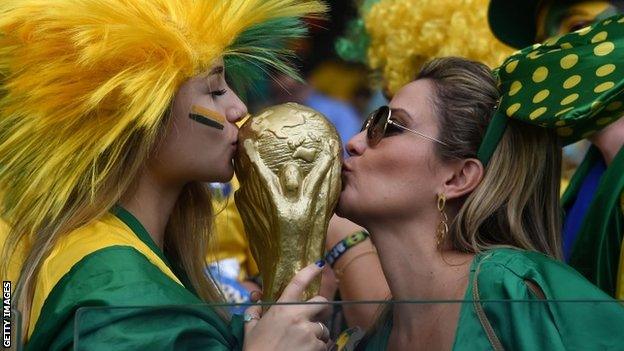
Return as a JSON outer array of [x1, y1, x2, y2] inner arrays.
[[2, 281, 10, 348]]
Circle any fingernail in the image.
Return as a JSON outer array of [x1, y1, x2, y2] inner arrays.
[[315, 259, 326, 268]]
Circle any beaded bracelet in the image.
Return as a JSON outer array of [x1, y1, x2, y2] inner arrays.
[[325, 230, 370, 268]]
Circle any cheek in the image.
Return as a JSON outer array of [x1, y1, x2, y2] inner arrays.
[[193, 128, 233, 177], [340, 145, 438, 218], [157, 119, 233, 181]]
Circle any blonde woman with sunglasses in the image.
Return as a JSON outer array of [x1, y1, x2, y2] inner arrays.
[[334, 56, 624, 350]]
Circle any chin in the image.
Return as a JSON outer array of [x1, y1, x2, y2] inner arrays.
[[335, 191, 358, 223], [214, 167, 234, 183], [201, 163, 234, 183]]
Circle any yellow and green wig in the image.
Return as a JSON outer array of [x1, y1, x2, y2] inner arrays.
[[0, 0, 325, 244], [336, 0, 514, 95]]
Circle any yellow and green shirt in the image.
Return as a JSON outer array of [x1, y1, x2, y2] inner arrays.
[[6, 206, 243, 351]]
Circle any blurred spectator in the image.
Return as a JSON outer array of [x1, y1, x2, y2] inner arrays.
[[309, 61, 373, 116], [270, 68, 362, 148], [489, 0, 624, 297], [206, 177, 260, 314]]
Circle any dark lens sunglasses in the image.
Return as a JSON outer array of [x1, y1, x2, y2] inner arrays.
[[361, 106, 449, 147]]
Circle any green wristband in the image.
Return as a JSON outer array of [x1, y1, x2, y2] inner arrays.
[[325, 230, 370, 268]]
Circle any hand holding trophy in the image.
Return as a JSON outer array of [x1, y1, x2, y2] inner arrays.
[[234, 103, 342, 302]]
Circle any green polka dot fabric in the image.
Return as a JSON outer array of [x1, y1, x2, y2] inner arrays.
[[497, 14, 624, 143]]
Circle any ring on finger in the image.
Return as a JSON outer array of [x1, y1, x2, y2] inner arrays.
[[317, 322, 330, 342], [243, 313, 260, 322]]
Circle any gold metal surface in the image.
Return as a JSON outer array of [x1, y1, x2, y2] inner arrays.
[[234, 103, 342, 302]]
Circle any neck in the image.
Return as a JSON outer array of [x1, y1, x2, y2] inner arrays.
[[590, 117, 624, 165], [366, 213, 473, 329], [119, 169, 183, 249]]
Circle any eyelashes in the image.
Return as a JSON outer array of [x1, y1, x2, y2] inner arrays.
[[385, 123, 404, 136], [210, 89, 227, 97]]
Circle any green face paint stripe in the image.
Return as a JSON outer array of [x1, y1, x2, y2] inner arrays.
[[189, 105, 226, 130], [189, 113, 225, 129]]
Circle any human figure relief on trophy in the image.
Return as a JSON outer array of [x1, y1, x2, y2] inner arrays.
[[234, 103, 342, 302]]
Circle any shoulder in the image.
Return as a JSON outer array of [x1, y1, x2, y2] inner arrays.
[[29, 216, 193, 336], [28, 246, 239, 351], [37, 214, 196, 306], [47, 245, 198, 306], [28, 247, 208, 350], [38, 213, 182, 293], [474, 248, 566, 276], [41, 245, 202, 312], [471, 250, 624, 350], [473, 248, 612, 300]]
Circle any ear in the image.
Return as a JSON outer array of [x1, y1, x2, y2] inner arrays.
[[441, 158, 484, 200]]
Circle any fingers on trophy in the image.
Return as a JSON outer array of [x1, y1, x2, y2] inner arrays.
[[234, 103, 342, 303]]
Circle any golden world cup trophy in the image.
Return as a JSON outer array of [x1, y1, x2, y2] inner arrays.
[[234, 103, 342, 302]]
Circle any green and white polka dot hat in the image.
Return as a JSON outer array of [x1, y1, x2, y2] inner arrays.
[[478, 14, 624, 165]]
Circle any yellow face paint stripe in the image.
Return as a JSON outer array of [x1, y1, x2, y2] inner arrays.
[[190, 105, 226, 129]]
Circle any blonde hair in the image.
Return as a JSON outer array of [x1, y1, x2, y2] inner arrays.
[[418, 57, 562, 259], [365, 0, 514, 94], [0, 0, 325, 334]]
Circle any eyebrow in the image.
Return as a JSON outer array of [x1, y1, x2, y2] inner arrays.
[[390, 108, 414, 123], [209, 66, 224, 76]]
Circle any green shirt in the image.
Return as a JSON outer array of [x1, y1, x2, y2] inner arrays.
[[25, 207, 244, 350], [563, 145, 624, 298], [364, 248, 624, 350]]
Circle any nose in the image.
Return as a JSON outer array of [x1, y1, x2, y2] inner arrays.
[[226, 93, 248, 123], [346, 131, 367, 157]]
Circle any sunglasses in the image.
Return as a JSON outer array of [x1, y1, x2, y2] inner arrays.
[[361, 106, 449, 147]]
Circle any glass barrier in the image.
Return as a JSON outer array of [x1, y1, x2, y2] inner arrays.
[[73, 300, 624, 350]]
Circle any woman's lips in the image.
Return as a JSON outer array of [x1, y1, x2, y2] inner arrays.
[[230, 140, 238, 155], [341, 161, 352, 187], [342, 160, 353, 172]]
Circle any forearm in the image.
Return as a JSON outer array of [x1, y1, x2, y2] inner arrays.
[[325, 216, 390, 330], [332, 238, 390, 330]]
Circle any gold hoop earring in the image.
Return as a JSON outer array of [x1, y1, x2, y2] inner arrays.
[[436, 193, 448, 248]]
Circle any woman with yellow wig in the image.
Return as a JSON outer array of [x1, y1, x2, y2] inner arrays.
[[0, 0, 333, 350], [336, 0, 514, 95]]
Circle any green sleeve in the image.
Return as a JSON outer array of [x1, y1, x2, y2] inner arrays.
[[471, 250, 624, 351], [471, 255, 565, 350], [524, 251, 624, 350], [27, 246, 244, 351]]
